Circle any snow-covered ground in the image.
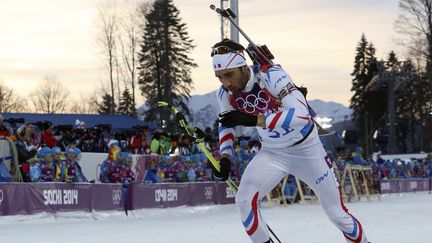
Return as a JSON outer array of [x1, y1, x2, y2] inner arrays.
[[0, 192, 431, 243]]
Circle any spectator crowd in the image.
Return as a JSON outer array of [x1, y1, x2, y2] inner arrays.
[[336, 146, 432, 181], [1, 114, 432, 186]]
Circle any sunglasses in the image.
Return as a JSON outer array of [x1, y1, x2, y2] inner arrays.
[[211, 46, 237, 56]]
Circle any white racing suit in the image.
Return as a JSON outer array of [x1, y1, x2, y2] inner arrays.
[[217, 65, 368, 243]]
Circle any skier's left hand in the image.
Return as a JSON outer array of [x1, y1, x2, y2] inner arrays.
[[219, 110, 257, 128], [213, 157, 231, 181]]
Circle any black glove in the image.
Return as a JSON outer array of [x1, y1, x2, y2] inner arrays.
[[193, 127, 205, 140], [219, 110, 257, 128], [295, 85, 308, 98], [175, 112, 186, 123], [213, 157, 231, 181]]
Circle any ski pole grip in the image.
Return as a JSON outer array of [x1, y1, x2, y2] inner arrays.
[[226, 8, 236, 18]]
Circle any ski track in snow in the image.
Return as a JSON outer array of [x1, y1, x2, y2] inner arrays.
[[0, 192, 431, 243]]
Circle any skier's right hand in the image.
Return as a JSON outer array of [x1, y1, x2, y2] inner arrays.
[[219, 110, 257, 128], [213, 157, 231, 181]]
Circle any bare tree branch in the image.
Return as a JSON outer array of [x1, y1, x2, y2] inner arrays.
[[117, 1, 150, 111], [97, 0, 119, 114], [395, 0, 432, 69], [68, 92, 100, 114], [0, 81, 28, 113], [30, 77, 70, 114]]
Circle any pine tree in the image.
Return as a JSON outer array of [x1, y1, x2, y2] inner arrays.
[[385, 51, 406, 152], [137, 0, 197, 132], [350, 35, 368, 122], [393, 57, 419, 152], [414, 75, 432, 151], [118, 88, 136, 116], [350, 34, 378, 149], [399, 61, 431, 151], [386, 51, 398, 71], [98, 93, 116, 114], [395, 0, 432, 151]]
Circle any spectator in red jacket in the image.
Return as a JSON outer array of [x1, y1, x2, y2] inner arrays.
[[129, 130, 142, 154], [0, 114, 11, 137], [40, 121, 57, 148], [129, 126, 151, 154]]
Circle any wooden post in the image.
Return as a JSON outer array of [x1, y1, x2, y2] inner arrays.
[[340, 163, 380, 202]]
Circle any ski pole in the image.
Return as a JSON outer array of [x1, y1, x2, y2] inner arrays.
[[157, 101, 281, 243], [157, 102, 238, 191]]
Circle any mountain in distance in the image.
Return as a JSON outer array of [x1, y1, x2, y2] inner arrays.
[[307, 99, 352, 123], [188, 91, 352, 130]]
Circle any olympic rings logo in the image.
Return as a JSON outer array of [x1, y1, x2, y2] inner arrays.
[[0, 190, 3, 206], [204, 187, 213, 200], [235, 90, 270, 114], [112, 189, 122, 205]]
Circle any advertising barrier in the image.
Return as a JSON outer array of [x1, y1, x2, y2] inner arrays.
[[379, 178, 431, 194], [1, 179, 430, 216], [0, 182, 235, 216], [0, 183, 125, 216], [129, 182, 235, 210]]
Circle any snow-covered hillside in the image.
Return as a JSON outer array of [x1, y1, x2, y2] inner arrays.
[[138, 90, 353, 131]]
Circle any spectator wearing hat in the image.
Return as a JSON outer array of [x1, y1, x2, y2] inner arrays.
[[64, 147, 76, 183], [141, 126, 152, 146], [129, 126, 152, 154], [119, 152, 134, 185], [352, 146, 367, 165], [99, 142, 120, 183], [236, 139, 251, 180], [426, 159, 432, 177], [186, 161, 197, 182], [26, 124, 41, 148], [40, 121, 57, 148], [73, 148, 88, 182], [150, 132, 171, 155], [177, 135, 192, 156], [15, 125, 38, 182], [57, 128, 76, 150], [150, 132, 163, 155], [51, 146, 66, 182], [28, 157, 42, 182], [422, 153, 432, 177], [28, 146, 53, 182], [108, 157, 123, 184], [107, 139, 120, 150], [412, 159, 425, 177], [108, 151, 134, 184], [423, 152, 432, 167], [376, 154, 385, 164], [142, 127, 152, 154], [38, 147, 54, 182], [129, 130, 143, 154], [0, 114, 12, 137]]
